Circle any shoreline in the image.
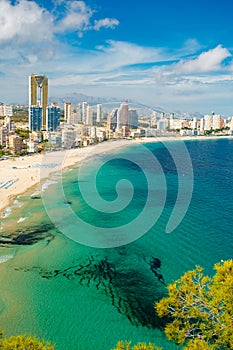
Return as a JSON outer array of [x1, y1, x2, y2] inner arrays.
[[0, 134, 232, 217]]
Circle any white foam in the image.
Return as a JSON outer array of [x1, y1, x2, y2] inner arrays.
[[41, 178, 58, 192], [17, 217, 27, 223], [0, 255, 14, 264], [2, 207, 12, 218]]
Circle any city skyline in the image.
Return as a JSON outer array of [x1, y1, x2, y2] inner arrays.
[[1, 0, 233, 116]]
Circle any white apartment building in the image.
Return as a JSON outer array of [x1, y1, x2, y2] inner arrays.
[[212, 114, 221, 130], [157, 119, 167, 130], [82, 102, 88, 124], [76, 103, 82, 123], [86, 106, 93, 126], [64, 103, 75, 124], [117, 103, 129, 130], [0, 104, 13, 117], [204, 115, 212, 131], [96, 104, 103, 123], [192, 117, 198, 129], [62, 129, 76, 148]]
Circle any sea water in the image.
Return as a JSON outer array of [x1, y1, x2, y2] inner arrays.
[[0, 138, 232, 350]]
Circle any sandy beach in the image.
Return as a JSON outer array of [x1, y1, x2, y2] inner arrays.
[[0, 135, 232, 217], [0, 139, 135, 217]]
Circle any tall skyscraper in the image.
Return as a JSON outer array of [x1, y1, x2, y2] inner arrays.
[[46, 104, 60, 131], [82, 102, 88, 124], [128, 109, 138, 128], [29, 74, 48, 130], [96, 104, 103, 123], [86, 105, 93, 125], [29, 106, 42, 131], [117, 102, 129, 130]]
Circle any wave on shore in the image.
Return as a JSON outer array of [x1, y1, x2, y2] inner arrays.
[[0, 254, 14, 264]]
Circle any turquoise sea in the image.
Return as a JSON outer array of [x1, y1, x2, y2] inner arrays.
[[0, 138, 232, 349]]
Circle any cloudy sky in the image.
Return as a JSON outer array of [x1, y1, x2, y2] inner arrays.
[[1, 0, 233, 116]]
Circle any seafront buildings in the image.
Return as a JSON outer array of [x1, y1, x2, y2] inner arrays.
[[0, 73, 233, 155]]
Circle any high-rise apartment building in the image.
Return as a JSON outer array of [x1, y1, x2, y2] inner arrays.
[[29, 106, 42, 131], [76, 103, 82, 123], [64, 102, 74, 123], [204, 115, 212, 131], [86, 105, 93, 125], [46, 105, 60, 131], [29, 74, 48, 130], [117, 102, 129, 130], [96, 104, 103, 123], [82, 102, 88, 124], [212, 114, 221, 130], [128, 109, 138, 128]]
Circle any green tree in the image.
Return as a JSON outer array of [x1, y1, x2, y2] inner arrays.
[[155, 259, 233, 349], [0, 334, 54, 349], [112, 341, 162, 350]]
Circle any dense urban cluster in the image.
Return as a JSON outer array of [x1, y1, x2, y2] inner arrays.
[[0, 73, 233, 156]]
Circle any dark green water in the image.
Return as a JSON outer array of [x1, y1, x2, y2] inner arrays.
[[0, 138, 232, 349]]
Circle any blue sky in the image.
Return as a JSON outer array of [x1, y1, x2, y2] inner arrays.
[[1, 0, 233, 116]]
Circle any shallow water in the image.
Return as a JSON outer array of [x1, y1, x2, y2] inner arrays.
[[0, 138, 232, 349]]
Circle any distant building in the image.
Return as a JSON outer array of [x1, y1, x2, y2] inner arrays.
[[64, 102, 75, 124], [76, 103, 82, 123], [128, 109, 138, 128], [27, 140, 38, 153], [0, 104, 13, 117], [82, 102, 88, 124], [0, 126, 7, 146], [4, 116, 15, 134], [109, 108, 118, 131], [86, 105, 93, 125], [117, 102, 129, 130], [204, 115, 212, 131], [96, 104, 103, 123], [212, 114, 221, 130], [8, 135, 23, 154], [48, 132, 62, 148], [29, 74, 48, 130], [157, 119, 167, 131], [192, 117, 198, 130], [122, 125, 131, 137], [230, 116, 233, 131], [30, 131, 42, 143], [62, 129, 76, 148], [200, 118, 205, 132]]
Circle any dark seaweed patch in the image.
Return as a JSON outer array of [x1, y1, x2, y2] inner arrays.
[[13, 254, 166, 329], [0, 224, 55, 246]]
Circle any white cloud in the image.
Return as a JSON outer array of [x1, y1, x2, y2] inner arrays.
[[55, 1, 93, 33], [177, 45, 231, 73], [0, 0, 120, 46], [0, 0, 53, 44], [93, 18, 119, 30]]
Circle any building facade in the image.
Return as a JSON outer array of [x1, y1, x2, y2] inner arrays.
[[29, 74, 48, 130], [29, 106, 42, 131], [46, 105, 60, 131]]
